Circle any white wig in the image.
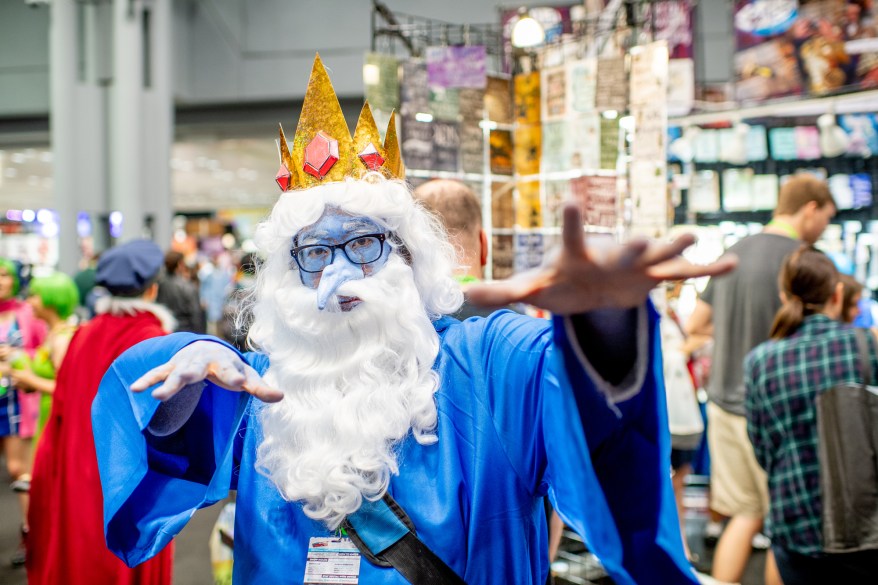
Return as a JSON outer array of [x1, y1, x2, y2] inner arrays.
[[246, 176, 463, 347]]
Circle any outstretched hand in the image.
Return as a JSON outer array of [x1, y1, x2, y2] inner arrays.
[[130, 340, 283, 403], [466, 204, 737, 315]]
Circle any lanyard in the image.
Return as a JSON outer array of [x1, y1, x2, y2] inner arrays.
[[766, 220, 799, 240]]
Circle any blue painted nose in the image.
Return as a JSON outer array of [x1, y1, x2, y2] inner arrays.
[[316, 253, 364, 310]]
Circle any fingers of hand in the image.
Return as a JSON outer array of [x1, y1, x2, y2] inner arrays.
[[241, 366, 283, 403], [561, 205, 586, 255], [641, 234, 697, 267], [131, 363, 175, 392], [207, 360, 247, 390], [603, 239, 650, 269], [466, 272, 546, 307], [151, 358, 211, 400], [647, 253, 738, 282]]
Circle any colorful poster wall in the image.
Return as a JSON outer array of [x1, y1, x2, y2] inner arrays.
[[734, 0, 878, 101]]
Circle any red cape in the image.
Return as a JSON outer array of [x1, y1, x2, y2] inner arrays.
[[28, 310, 174, 585]]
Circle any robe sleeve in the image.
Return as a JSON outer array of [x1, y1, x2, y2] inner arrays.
[[478, 303, 695, 585], [92, 332, 267, 567]]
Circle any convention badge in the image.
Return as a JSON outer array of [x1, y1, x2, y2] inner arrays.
[[304, 536, 361, 584]]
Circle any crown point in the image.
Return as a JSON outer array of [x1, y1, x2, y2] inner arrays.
[[303, 131, 340, 179], [275, 163, 292, 191], [358, 142, 385, 171]]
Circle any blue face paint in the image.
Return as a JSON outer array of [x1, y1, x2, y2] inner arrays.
[[291, 208, 391, 310]]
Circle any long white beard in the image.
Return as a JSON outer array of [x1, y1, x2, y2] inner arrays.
[[253, 256, 441, 529]]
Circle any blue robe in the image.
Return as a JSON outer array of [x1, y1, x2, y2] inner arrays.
[[93, 308, 695, 584]]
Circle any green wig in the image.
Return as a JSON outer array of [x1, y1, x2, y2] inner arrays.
[[0, 258, 20, 297], [28, 272, 80, 319]]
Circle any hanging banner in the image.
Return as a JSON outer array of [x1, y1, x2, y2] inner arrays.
[[541, 65, 567, 121], [514, 72, 541, 124], [459, 89, 485, 174], [491, 234, 515, 279], [363, 53, 400, 114], [514, 232, 546, 273], [629, 41, 670, 237], [431, 120, 461, 172], [426, 46, 487, 89], [514, 125, 542, 176], [567, 58, 597, 115], [570, 175, 619, 229], [569, 114, 601, 171], [646, 0, 695, 59], [600, 117, 620, 170], [492, 181, 515, 228], [486, 76, 513, 124], [490, 130, 514, 175], [516, 181, 543, 227], [595, 57, 628, 113], [541, 121, 571, 173]]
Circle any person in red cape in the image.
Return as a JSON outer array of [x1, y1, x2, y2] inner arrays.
[[27, 240, 176, 584]]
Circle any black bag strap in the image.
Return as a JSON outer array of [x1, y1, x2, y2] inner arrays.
[[343, 492, 467, 585], [853, 328, 873, 387]]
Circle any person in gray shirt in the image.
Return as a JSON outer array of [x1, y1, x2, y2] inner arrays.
[[686, 174, 836, 585]]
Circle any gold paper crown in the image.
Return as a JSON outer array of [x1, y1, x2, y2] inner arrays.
[[275, 54, 404, 191]]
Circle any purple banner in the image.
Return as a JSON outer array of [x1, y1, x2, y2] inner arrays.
[[426, 46, 487, 89]]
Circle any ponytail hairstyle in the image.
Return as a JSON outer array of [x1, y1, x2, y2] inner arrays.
[[770, 245, 839, 340]]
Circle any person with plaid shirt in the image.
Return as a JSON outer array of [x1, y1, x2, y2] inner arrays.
[[745, 245, 878, 584]]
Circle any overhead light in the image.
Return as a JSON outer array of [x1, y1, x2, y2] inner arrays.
[[601, 110, 619, 120], [363, 63, 380, 86], [511, 9, 545, 48], [415, 112, 433, 123], [817, 113, 851, 158], [618, 115, 635, 132]]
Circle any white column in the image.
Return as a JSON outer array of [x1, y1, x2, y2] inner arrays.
[[52, 0, 174, 271], [51, 0, 108, 273], [142, 0, 173, 249]]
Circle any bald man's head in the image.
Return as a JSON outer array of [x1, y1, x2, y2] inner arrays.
[[413, 180, 486, 279]]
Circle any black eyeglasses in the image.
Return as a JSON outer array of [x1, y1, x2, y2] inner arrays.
[[290, 233, 387, 273]]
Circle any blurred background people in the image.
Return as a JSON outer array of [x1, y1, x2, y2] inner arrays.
[[156, 250, 206, 334], [686, 174, 836, 585], [8, 272, 79, 448], [746, 245, 878, 583], [199, 252, 234, 337], [27, 240, 175, 585], [839, 273, 865, 324], [413, 179, 489, 319], [0, 258, 46, 567], [218, 252, 258, 352], [658, 283, 705, 563]]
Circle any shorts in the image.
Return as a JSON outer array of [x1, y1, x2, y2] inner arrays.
[[0, 384, 21, 437], [707, 402, 769, 517]]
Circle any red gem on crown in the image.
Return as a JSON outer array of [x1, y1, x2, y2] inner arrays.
[[358, 142, 385, 171], [275, 163, 292, 191], [303, 132, 340, 179]]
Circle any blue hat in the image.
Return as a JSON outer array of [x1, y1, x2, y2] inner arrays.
[[96, 239, 164, 297]]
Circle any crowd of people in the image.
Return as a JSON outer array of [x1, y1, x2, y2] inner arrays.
[[0, 56, 875, 585], [0, 244, 253, 574]]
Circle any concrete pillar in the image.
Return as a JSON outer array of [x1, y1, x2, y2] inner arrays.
[[110, 0, 173, 246], [51, 0, 173, 273], [50, 0, 108, 273]]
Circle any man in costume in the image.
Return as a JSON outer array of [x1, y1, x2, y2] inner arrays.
[[28, 239, 175, 585], [93, 56, 735, 585]]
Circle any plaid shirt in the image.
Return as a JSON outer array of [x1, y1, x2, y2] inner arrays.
[[745, 314, 878, 555]]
